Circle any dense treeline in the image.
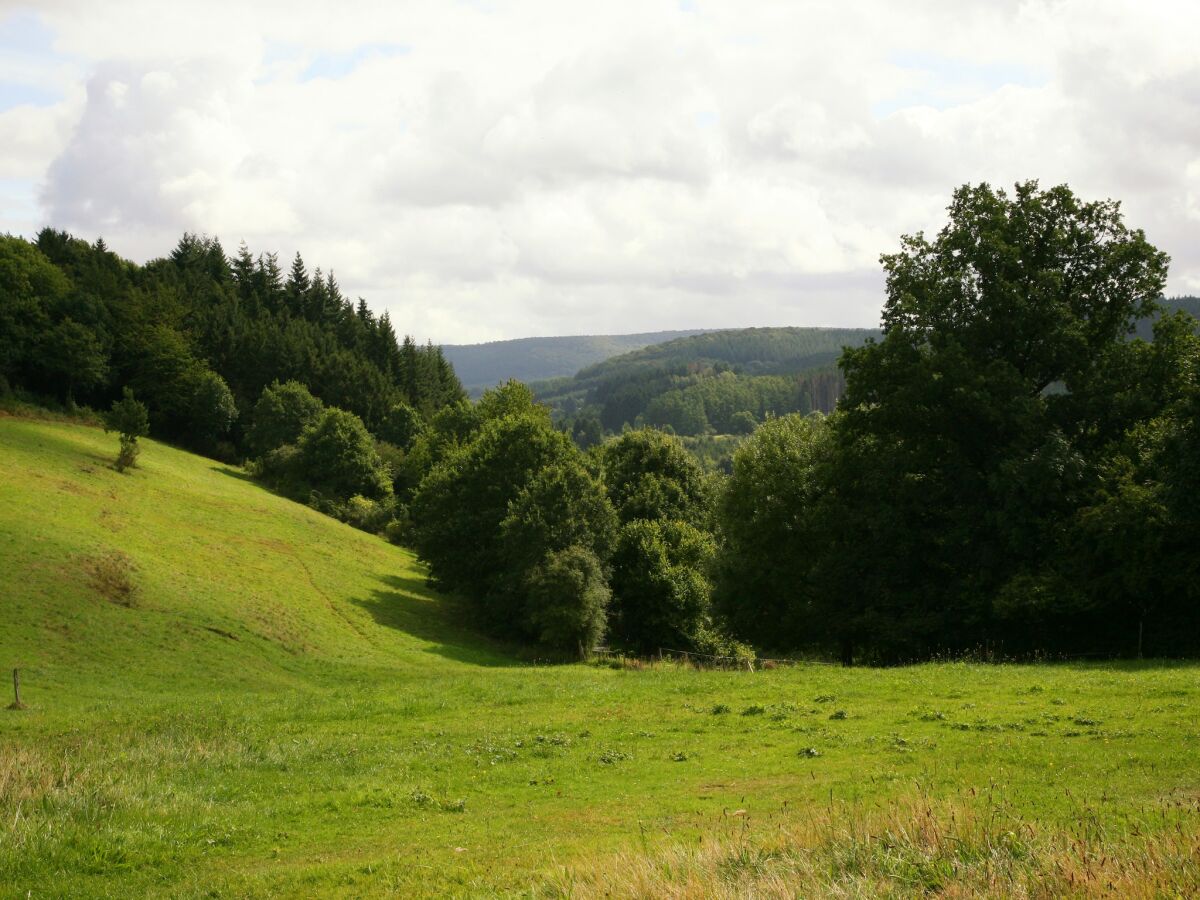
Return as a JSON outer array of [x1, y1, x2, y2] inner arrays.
[[717, 183, 1200, 662], [407, 182, 1200, 664], [405, 381, 742, 658], [533, 326, 875, 442], [0, 230, 463, 457]]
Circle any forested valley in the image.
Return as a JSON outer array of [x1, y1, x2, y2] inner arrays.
[[4, 181, 1199, 665]]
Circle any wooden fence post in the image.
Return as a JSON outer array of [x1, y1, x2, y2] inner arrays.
[[8, 668, 25, 710]]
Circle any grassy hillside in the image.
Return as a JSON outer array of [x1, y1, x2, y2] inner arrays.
[[442, 330, 709, 395], [2, 416, 1198, 896]]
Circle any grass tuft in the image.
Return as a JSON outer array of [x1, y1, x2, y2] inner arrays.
[[82, 550, 139, 606]]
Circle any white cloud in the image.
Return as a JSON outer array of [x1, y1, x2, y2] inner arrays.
[[1, 0, 1198, 342]]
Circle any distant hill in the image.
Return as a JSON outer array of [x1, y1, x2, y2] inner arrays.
[[1135, 295, 1200, 339], [442, 330, 710, 395], [533, 326, 879, 439]]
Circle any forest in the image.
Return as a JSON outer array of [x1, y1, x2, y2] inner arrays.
[[0, 229, 464, 450], [533, 325, 877, 442], [3, 181, 1198, 664], [443, 329, 708, 395]]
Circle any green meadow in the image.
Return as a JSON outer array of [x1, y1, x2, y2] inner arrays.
[[2, 415, 1198, 897]]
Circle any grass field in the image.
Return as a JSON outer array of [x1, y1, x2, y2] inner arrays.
[[1, 415, 1198, 897]]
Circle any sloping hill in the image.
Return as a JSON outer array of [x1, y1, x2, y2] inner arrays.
[[534, 326, 879, 434], [442, 330, 710, 395], [0, 415, 502, 696], [1134, 295, 1200, 339]]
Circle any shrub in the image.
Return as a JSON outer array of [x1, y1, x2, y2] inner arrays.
[[115, 437, 139, 472], [248, 380, 324, 456], [339, 494, 395, 534], [378, 401, 426, 451], [384, 510, 412, 546], [522, 546, 611, 657], [188, 369, 237, 448], [102, 388, 149, 473], [296, 408, 392, 500], [256, 443, 305, 495]]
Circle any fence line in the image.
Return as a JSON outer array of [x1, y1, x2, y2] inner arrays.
[[591, 647, 839, 671]]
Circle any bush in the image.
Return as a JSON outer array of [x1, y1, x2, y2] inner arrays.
[[256, 443, 305, 495], [379, 401, 426, 450], [384, 508, 413, 546], [730, 410, 757, 435], [693, 623, 757, 667], [188, 369, 237, 447], [523, 546, 611, 657], [248, 380, 324, 456], [103, 388, 149, 473], [296, 408, 392, 500], [374, 440, 408, 495], [115, 436, 139, 472], [340, 494, 395, 534]]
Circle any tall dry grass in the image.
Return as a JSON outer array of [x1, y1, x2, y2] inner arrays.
[[546, 791, 1200, 898]]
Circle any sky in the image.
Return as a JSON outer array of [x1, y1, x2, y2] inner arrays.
[[1, 1, 1198, 344]]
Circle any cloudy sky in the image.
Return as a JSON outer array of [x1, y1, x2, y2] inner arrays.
[[1, 1, 1198, 343]]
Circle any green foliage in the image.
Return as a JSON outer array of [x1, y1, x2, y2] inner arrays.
[[248, 380, 325, 456], [499, 458, 618, 580], [2, 230, 464, 456], [715, 414, 834, 650], [39, 317, 109, 400], [413, 402, 617, 646], [476, 379, 549, 424], [1060, 314, 1200, 655], [296, 408, 392, 501], [608, 518, 716, 654], [522, 545, 611, 656], [338, 494, 398, 535], [410, 413, 575, 612], [187, 369, 237, 447], [0, 235, 69, 382], [378, 401, 427, 450], [102, 387, 150, 472], [801, 181, 1175, 661], [729, 410, 757, 435], [600, 429, 714, 527]]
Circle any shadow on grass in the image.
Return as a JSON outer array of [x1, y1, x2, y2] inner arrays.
[[350, 574, 519, 668], [211, 465, 258, 484]]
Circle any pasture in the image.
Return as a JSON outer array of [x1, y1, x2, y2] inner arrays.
[[2, 416, 1197, 897]]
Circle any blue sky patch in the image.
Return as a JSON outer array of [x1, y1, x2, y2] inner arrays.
[[0, 81, 59, 110], [300, 43, 408, 82], [873, 51, 1047, 119], [0, 10, 55, 54]]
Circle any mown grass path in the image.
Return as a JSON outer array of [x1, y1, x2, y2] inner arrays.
[[2, 417, 1198, 896]]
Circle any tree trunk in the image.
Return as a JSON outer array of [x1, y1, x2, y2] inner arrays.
[[840, 639, 854, 667], [1137, 616, 1144, 660]]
